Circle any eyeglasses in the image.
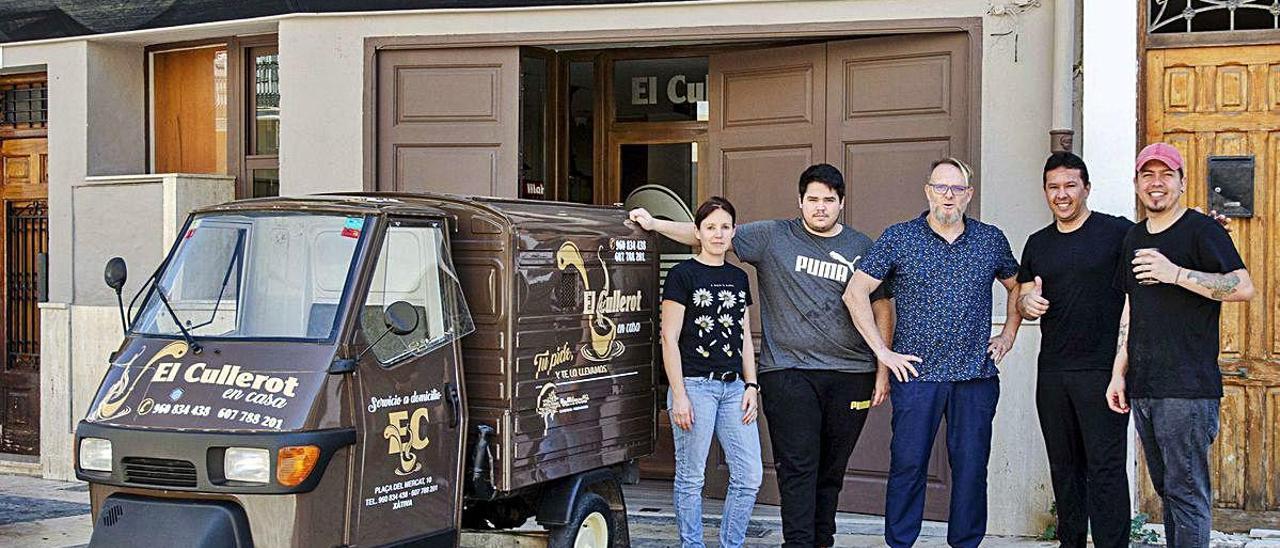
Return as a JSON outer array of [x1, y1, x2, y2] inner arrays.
[[927, 183, 971, 196]]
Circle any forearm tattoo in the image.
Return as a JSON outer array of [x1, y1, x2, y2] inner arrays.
[[1116, 322, 1128, 353], [1187, 270, 1240, 300]]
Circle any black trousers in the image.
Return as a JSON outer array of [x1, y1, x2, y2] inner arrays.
[[760, 368, 875, 547], [1036, 370, 1131, 548]]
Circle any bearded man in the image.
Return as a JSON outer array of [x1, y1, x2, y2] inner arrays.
[[843, 157, 1021, 548]]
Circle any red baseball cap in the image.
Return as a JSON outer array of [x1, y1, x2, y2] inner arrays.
[[1135, 143, 1184, 172]]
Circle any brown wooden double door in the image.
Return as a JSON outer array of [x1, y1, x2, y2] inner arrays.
[[0, 136, 48, 456], [1144, 44, 1280, 530], [371, 32, 974, 518], [697, 33, 973, 519]]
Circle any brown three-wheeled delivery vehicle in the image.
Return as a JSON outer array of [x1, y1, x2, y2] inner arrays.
[[75, 194, 659, 547]]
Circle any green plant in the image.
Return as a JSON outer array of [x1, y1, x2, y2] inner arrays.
[[1039, 502, 1058, 541], [1130, 512, 1160, 544], [1039, 505, 1160, 544]]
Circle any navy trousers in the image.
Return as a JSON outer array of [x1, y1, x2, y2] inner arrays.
[[885, 376, 1000, 548]]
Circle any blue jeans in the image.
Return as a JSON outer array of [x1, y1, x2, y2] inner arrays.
[[885, 377, 1000, 548], [669, 378, 763, 548], [1132, 398, 1220, 548]]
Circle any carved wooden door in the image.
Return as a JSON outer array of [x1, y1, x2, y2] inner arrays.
[[0, 135, 47, 456], [1145, 45, 1280, 530]]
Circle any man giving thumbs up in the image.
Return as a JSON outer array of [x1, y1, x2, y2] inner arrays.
[[1016, 153, 1133, 548], [1019, 276, 1049, 319]]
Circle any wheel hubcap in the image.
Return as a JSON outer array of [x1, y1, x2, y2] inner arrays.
[[573, 511, 609, 548]]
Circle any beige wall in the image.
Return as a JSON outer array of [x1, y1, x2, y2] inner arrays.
[[1, 40, 148, 304], [3, 0, 1070, 535], [276, 1, 1060, 534]]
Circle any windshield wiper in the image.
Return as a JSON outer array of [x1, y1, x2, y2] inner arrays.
[[185, 233, 244, 333], [153, 286, 202, 354]]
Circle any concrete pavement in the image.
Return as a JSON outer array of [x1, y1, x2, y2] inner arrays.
[[0, 474, 93, 548], [1, 473, 1274, 547]]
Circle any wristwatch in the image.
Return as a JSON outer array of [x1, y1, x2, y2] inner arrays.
[[744, 382, 760, 393]]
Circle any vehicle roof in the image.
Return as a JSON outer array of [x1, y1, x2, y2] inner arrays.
[[195, 192, 622, 223]]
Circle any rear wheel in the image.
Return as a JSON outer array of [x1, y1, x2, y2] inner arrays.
[[547, 492, 613, 548]]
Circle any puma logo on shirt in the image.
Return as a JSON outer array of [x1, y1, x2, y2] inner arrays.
[[794, 253, 860, 283]]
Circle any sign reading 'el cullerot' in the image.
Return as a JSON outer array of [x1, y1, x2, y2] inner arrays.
[[613, 57, 709, 123]]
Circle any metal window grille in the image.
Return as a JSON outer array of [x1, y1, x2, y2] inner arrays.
[[256, 54, 280, 109], [6, 201, 47, 372], [1, 83, 48, 130], [1150, 0, 1280, 33]]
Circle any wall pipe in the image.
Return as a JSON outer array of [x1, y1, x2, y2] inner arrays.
[[1050, 0, 1077, 152]]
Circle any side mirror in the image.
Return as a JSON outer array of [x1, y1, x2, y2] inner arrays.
[[104, 257, 127, 293], [104, 257, 129, 335], [384, 301, 419, 336]]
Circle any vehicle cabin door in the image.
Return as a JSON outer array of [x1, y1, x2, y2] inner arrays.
[[349, 217, 469, 546]]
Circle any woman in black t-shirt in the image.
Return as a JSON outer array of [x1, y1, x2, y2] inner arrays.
[[660, 197, 762, 548]]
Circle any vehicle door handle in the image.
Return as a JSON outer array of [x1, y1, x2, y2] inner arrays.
[[446, 382, 460, 429], [1221, 367, 1248, 379]]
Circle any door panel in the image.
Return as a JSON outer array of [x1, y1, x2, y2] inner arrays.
[[0, 136, 47, 456], [703, 36, 970, 519], [828, 32, 972, 238], [377, 48, 519, 197], [705, 42, 826, 508], [826, 32, 970, 519], [351, 345, 465, 545], [1145, 45, 1280, 529], [709, 42, 826, 358], [709, 42, 826, 221]]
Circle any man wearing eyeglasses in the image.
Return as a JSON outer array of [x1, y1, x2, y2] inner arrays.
[[842, 157, 1022, 548]]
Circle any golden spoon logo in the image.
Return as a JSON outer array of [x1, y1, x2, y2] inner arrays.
[[93, 341, 189, 421], [556, 241, 625, 361]]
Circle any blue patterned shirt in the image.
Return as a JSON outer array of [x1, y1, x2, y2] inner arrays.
[[857, 213, 1019, 382]]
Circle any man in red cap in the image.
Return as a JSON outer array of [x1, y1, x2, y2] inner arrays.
[[1106, 142, 1255, 547]]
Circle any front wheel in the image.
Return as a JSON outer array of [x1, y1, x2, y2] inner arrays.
[[547, 492, 613, 548]]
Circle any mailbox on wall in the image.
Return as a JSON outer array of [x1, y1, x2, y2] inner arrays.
[[1207, 156, 1255, 218]]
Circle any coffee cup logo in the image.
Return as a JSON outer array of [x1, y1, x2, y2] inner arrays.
[[556, 241, 628, 362], [384, 408, 431, 475]]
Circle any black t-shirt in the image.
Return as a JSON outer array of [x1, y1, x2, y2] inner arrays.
[[662, 259, 753, 377], [1113, 210, 1246, 399], [1018, 212, 1133, 372]]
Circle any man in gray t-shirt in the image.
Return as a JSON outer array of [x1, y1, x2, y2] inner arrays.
[[630, 164, 892, 548], [734, 217, 887, 375]]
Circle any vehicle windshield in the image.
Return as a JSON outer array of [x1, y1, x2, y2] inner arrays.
[[132, 212, 368, 340]]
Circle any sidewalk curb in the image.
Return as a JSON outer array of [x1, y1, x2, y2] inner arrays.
[[0, 458, 41, 478], [626, 510, 950, 538]]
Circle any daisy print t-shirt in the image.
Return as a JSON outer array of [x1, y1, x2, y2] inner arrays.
[[662, 258, 753, 377]]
